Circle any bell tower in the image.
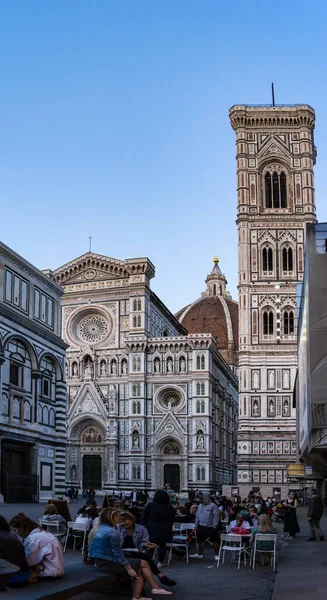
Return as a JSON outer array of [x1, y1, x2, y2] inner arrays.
[[229, 104, 316, 495]]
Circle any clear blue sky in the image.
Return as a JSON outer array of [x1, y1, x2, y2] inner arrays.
[[1, 0, 327, 313]]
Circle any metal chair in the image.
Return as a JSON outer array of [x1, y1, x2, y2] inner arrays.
[[166, 523, 197, 565], [252, 533, 277, 571], [39, 518, 62, 540], [64, 521, 89, 555], [216, 534, 246, 569]]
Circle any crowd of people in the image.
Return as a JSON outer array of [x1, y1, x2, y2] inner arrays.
[[0, 486, 324, 597]]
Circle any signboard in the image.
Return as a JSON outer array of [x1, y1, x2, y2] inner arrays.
[[305, 465, 313, 476], [231, 487, 239, 496], [287, 464, 305, 478]]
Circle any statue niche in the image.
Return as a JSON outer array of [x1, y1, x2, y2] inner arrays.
[[82, 427, 102, 444]]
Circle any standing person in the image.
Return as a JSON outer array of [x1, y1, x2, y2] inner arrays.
[[283, 492, 300, 540], [9, 513, 64, 579], [131, 488, 140, 505], [188, 489, 196, 503], [307, 488, 324, 541], [88, 488, 96, 501], [88, 508, 171, 599], [142, 490, 175, 568], [190, 492, 220, 559], [139, 490, 149, 506]]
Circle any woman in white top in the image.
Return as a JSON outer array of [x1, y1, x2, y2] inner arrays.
[[75, 513, 93, 530], [10, 513, 64, 579]]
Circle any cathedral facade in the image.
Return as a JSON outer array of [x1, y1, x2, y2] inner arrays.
[[51, 252, 238, 494], [229, 104, 317, 496]]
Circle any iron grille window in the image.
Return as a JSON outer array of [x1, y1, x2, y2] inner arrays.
[[265, 171, 287, 208]]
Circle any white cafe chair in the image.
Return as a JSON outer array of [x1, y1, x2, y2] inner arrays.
[[39, 518, 62, 540], [166, 523, 197, 565], [64, 521, 89, 555], [217, 534, 246, 570], [252, 533, 277, 571]]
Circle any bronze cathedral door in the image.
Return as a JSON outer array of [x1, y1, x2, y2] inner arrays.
[[83, 455, 102, 490]]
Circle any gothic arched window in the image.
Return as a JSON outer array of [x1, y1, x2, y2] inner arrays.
[[133, 299, 141, 311], [262, 247, 273, 271], [265, 170, 287, 208], [196, 466, 205, 481], [283, 310, 295, 335], [132, 400, 141, 414], [196, 354, 205, 370], [263, 310, 274, 335], [282, 247, 293, 271], [265, 172, 272, 208]]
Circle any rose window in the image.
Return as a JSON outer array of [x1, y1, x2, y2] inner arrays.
[[161, 390, 181, 409], [78, 315, 109, 343]]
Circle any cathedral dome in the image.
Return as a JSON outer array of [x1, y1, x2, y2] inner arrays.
[[175, 258, 239, 369]]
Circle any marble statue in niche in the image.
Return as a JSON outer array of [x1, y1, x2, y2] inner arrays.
[[196, 431, 204, 450], [100, 362, 107, 376], [84, 363, 92, 378]]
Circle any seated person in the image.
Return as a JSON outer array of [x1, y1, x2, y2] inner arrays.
[[77, 499, 98, 520], [119, 510, 176, 587], [0, 515, 29, 586], [10, 513, 64, 579], [42, 505, 67, 541], [88, 508, 172, 598], [75, 511, 94, 529], [230, 513, 251, 531], [174, 507, 191, 524], [250, 514, 277, 566], [239, 509, 253, 527]]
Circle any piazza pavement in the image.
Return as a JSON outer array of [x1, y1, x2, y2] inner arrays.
[[0, 502, 326, 599]]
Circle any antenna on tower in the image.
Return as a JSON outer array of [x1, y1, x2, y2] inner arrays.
[[271, 82, 275, 107]]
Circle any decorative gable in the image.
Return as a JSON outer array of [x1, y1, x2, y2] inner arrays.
[[257, 136, 291, 165], [154, 410, 185, 443], [68, 382, 108, 421]]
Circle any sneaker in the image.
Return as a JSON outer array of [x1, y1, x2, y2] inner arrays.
[[306, 537, 316, 541], [285, 536, 294, 540], [157, 562, 165, 568], [151, 590, 172, 596], [214, 555, 220, 560], [320, 536, 325, 541], [189, 553, 203, 558], [158, 576, 177, 587]]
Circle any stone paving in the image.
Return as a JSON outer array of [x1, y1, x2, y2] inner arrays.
[[272, 507, 327, 600], [2, 499, 327, 599], [0, 501, 276, 600]]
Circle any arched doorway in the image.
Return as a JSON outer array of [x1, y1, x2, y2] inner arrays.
[[164, 464, 180, 493], [163, 440, 181, 492], [83, 455, 102, 490]]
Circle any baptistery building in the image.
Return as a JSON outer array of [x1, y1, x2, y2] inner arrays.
[[50, 252, 239, 494], [0, 242, 67, 503]]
